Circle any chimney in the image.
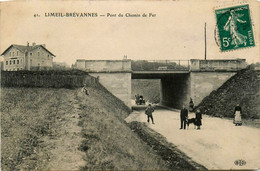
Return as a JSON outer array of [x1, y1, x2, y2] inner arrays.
[[32, 42, 36, 47], [27, 42, 29, 47]]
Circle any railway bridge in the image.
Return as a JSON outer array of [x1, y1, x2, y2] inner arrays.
[[75, 59, 246, 108]]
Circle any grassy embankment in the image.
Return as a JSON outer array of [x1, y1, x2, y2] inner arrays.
[[1, 86, 172, 170], [197, 67, 260, 120], [128, 122, 207, 170], [1, 88, 64, 170], [76, 86, 172, 170]]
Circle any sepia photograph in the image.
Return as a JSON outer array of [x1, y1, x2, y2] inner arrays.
[[0, 0, 259, 170]]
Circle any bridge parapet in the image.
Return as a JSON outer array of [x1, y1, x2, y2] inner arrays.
[[76, 59, 131, 72], [131, 60, 190, 71], [190, 59, 247, 71]]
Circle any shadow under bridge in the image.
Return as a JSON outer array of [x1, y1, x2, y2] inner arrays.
[[132, 60, 191, 109]]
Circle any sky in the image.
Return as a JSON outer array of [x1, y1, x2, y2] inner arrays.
[[0, 0, 259, 66]]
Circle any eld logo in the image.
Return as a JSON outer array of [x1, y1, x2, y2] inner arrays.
[[234, 159, 246, 166]]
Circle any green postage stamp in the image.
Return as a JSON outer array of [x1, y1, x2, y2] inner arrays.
[[215, 4, 255, 51]]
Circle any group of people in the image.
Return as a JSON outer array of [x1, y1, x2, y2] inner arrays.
[[144, 103, 202, 129], [180, 105, 202, 130], [144, 101, 243, 129], [135, 94, 145, 105]]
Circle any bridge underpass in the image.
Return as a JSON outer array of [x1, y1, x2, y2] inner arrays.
[[132, 71, 190, 109], [75, 59, 247, 109]]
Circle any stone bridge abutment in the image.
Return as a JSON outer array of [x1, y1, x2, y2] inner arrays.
[[75, 59, 246, 109]]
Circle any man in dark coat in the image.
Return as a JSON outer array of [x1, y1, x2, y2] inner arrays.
[[145, 104, 155, 124], [180, 105, 188, 129]]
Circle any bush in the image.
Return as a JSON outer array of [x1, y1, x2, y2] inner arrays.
[[197, 68, 260, 119]]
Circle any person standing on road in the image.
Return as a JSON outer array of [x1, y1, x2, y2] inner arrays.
[[234, 104, 242, 126], [180, 105, 188, 129], [145, 104, 155, 124], [189, 98, 194, 112], [195, 109, 202, 130], [135, 94, 140, 104]]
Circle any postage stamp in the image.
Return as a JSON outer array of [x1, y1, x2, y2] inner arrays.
[[215, 4, 255, 51]]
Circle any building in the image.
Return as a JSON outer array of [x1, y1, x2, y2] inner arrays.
[[0, 61, 3, 70], [1, 42, 55, 71]]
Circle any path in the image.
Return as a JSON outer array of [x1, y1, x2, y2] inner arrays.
[[42, 90, 86, 170], [126, 108, 260, 170]]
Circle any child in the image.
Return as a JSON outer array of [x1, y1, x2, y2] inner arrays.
[[81, 84, 89, 96]]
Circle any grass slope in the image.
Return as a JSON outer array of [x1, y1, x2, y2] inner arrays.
[[1, 86, 171, 170], [129, 122, 207, 170], [1, 88, 65, 170], [197, 68, 260, 119], [75, 86, 170, 170]]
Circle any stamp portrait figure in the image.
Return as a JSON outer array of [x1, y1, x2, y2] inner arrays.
[[215, 4, 255, 51], [223, 10, 247, 48]]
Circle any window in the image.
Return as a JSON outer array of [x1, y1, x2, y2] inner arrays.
[[21, 59, 23, 64], [38, 52, 40, 56], [17, 51, 19, 56], [13, 60, 15, 64], [30, 53, 32, 56], [13, 52, 15, 56], [9, 60, 11, 65], [17, 68, 19, 71], [17, 60, 19, 64], [6, 61, 8, 65], [10, 52, 11, 56]]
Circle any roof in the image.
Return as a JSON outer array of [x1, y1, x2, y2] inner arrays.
[[1, 44, 56, 57]]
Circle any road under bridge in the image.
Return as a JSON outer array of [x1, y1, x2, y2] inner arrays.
[[125, 107, 260, 170]]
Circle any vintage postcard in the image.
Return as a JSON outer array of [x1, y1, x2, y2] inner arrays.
[[0, 0, 259, 170]]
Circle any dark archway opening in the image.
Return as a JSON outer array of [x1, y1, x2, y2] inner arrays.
[[132, 72, 190, 109], [131, 79, 161, 105]]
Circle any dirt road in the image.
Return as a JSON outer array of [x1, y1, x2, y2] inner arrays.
[[126, 108, 260, 170], [39, 90, 86, 170]]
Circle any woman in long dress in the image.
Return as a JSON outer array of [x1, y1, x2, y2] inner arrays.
[[234, 104, 242, 126]]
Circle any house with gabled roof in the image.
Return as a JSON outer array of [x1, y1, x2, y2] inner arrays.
[[1, 42, 55, 71]]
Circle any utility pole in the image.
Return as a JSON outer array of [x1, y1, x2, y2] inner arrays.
[[205, 22, 207, 60]]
